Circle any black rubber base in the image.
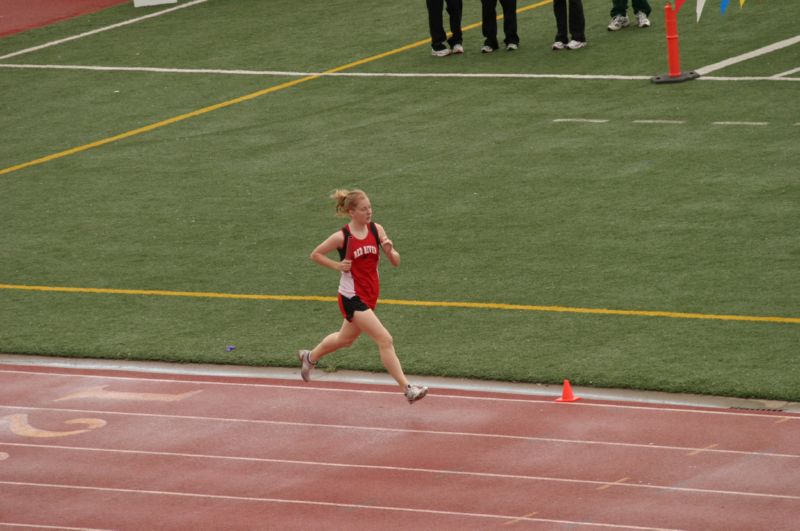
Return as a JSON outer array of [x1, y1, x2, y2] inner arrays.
[[651, 71, 700, 84]]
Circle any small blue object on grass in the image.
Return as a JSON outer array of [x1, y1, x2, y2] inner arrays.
[[226, 345, 236, 352]]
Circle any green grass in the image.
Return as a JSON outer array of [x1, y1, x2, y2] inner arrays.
[[1, 0, 798, 401]]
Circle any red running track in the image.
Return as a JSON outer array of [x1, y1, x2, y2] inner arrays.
[[0, 364, 798, 530], [0, 0, 128, 38]]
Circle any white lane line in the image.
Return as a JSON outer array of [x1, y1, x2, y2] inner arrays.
[[633, 120, 686, 124], [0, 524, 110, 531], [0, 0, 208, 61], [699, 76, 800, 82], [2, 63, 799, 82], [771, 66, 800, 78], [1, 368, 797, 420], [0, 481, 694, 530], [0, 63, 652, 80], [712, 121, 769, 126], [695, 35, 800, 76], [1, 405, 798, 459], [0, 63, 306, 76], [553, 118, 609, 123], [3, 442, 798, 501]]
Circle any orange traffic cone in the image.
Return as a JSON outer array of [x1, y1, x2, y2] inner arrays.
[[555, 379, 580, 402]]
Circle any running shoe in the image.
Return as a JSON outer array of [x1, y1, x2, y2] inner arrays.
[[607, 15, 630, 31], [566, 40, 587, 50], [298, 350, 316, 382], [452, 43, 464, 54], [506, 43, 519, 51], [552, 41, 566, 50], [431, 44, 451, 57], [636, 11, 651, 28], [405, 384, 429, 404]]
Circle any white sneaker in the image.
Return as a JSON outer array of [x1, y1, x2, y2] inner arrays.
[[636, 11, 651, 27], [480, 45, 495, 54], [566, 40, 587, 50], [297, 350, 316, 382], [552, 41, 566, 51], [506, 43, 518, 51], [607, 15, 630, 31], [451, 43, 464, 54], [405, 384, 428, 404], [431, 46, 451, 57]]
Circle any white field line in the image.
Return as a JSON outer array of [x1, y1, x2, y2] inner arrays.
[[1, 404, 798, 458], [2, 62, 800, 82], [633, 120, 686, 124], [553, 118, 608, 123], [771, 66, 800, 78], [3, 441, 799, 502], [697, 76, 799, 82], [0, 481, 679, 531], [0, 0, 208, 61], [0, 63, 650, 80], [2, 368, 798, 421], [712, 121, 769, 126], [695, 35, 800, 76]]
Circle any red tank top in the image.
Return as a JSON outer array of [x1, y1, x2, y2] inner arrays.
[[338, 223, 380, 308]]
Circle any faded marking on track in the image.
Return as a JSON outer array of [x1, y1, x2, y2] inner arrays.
[[2, 403, 799, 459], [687, 443, 719, 456], [0, 480, 713, 529], [503, 511, 539, 526], [597, 477, 631, 490], [55, 385, 202, 403], [0, 414, 106, 438], [1, 444, 798, 502]]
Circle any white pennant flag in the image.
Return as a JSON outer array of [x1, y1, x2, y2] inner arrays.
[[696, 0, 707, 21]]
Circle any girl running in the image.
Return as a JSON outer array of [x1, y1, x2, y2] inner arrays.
[[298, 189, 428, 404]]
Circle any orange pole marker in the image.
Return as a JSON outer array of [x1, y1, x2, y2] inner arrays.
[[665, 2, 682, 77], [555, 379, 580, 402], [651, 2, 699, 83]]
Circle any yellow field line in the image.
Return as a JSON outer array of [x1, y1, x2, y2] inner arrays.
[[1, 283, 798, 325], [0, 1, 552, 176]]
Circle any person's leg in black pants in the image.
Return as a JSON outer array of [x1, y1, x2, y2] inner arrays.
[[569, 0, 586, 42], [481, 0, 499, 50], [553, 0, 569, 45], [445, 0, 463, 47], [500, 0, 519, 47], [427, 0, 448, 50]]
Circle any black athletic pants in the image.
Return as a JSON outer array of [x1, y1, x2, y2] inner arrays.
[[481, 0, 519, 48], [553, 0, 585, 43], [426, 0, 463, 48]]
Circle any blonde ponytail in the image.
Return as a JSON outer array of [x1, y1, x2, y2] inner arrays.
[[330, 188, 367, 217]]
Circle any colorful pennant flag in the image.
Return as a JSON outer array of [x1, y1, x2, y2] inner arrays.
[[695, 0, 748, 21]]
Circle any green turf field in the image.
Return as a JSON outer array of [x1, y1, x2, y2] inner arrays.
[[1, 0, 798, 401]]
